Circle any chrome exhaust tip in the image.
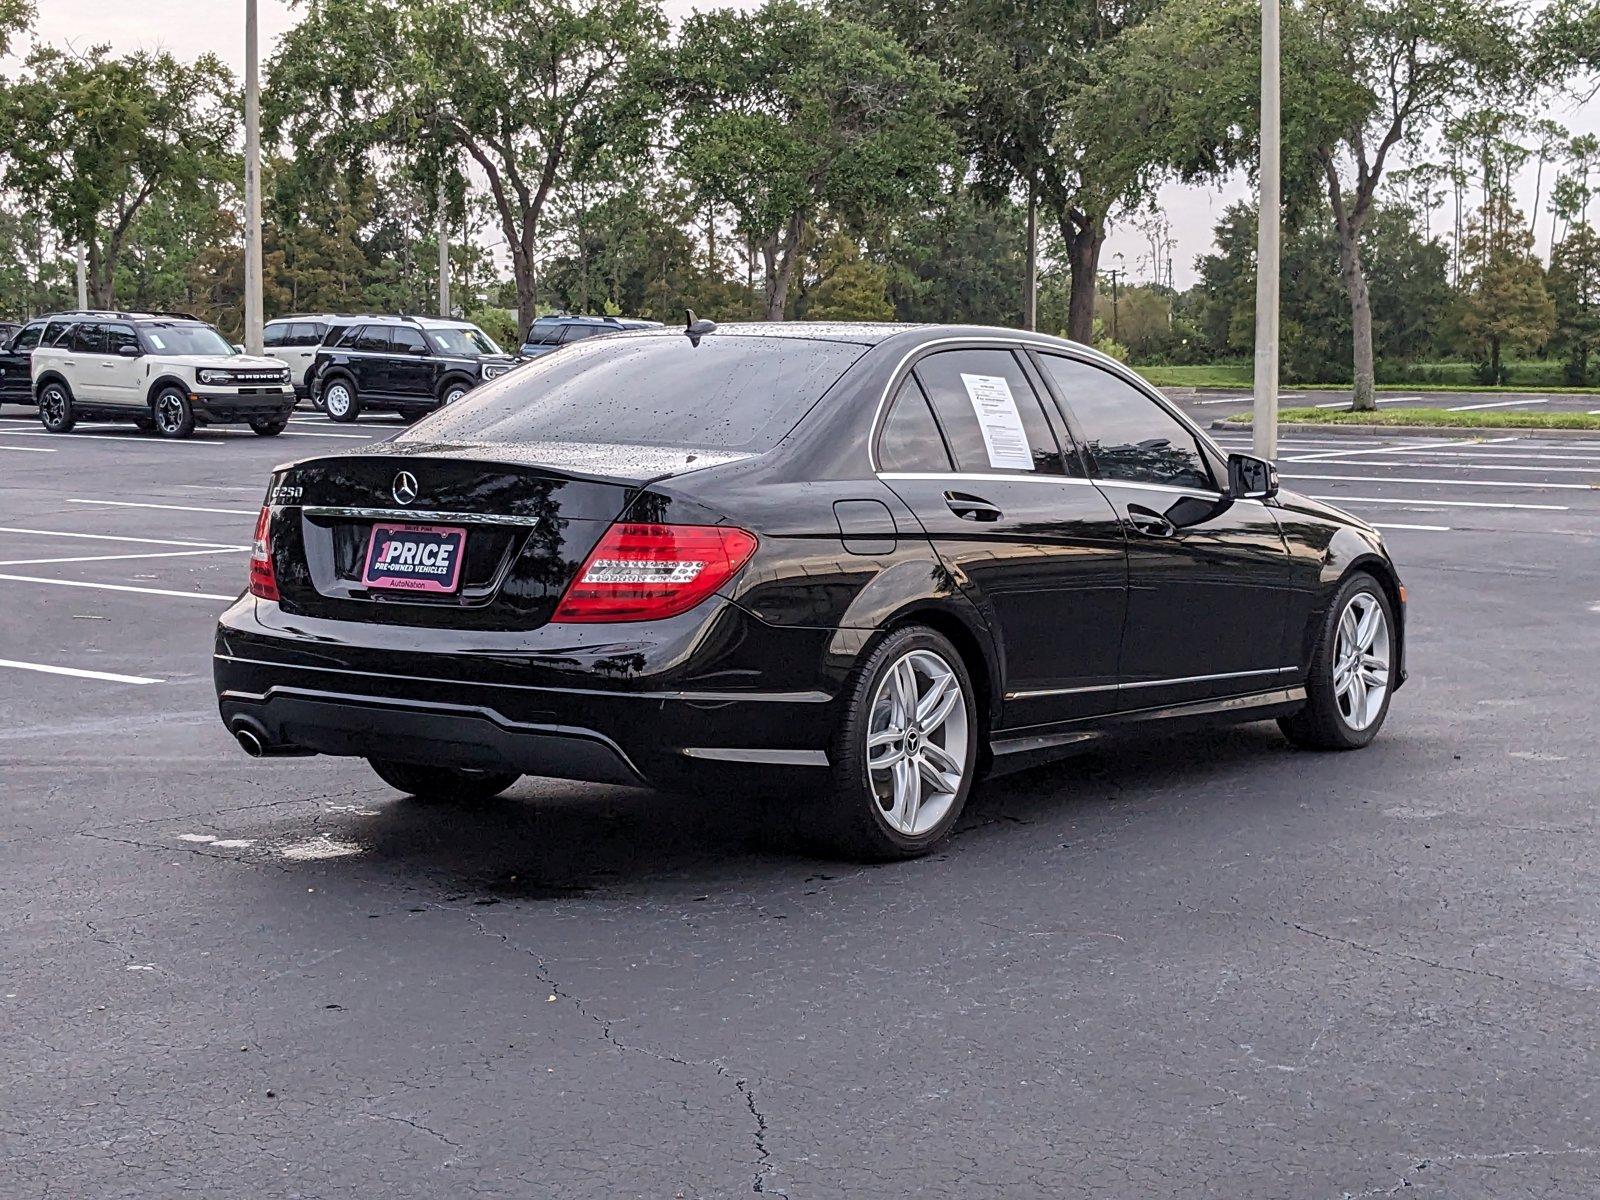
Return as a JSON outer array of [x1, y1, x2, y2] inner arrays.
[[234, 726, 265, 758]]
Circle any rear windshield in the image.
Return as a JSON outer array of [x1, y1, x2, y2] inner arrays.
[[418, 334, 864, 453]]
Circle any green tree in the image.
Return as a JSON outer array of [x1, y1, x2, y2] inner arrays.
[[1456, 193, 1556, 382], [883, 183, 1026, 326], [1298, 0, 1522, 409], [0, 45, 236, 307], [0, 0, 32, 55], [797, 234, 895, 321], [269, 0, 667, 331], [1548, 223, 1600, 383], [673, 0, 951, 321]]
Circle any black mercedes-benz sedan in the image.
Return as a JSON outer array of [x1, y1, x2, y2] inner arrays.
[[214, 321, 1406, 860]]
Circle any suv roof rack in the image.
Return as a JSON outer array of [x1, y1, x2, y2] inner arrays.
[[145, 310, 204, 322]]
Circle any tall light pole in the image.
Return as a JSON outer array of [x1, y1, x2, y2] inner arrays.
[[75, 244, 87, 309], [1252, 0, 1281, 460], [243, 0, 265, 355], [1023, 179, 1038, 331], [437, 186, 451, 317]]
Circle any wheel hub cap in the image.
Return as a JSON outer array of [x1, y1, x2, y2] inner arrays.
[[866, 649, 969, 837], [1333, 592, 1391, 731]]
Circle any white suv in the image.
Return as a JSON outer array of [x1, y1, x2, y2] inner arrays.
[[33, 314, 295, 439]]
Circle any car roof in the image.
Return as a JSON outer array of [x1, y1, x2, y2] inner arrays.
[[267, 314, 340, 324]]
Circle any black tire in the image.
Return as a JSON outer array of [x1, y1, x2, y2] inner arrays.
[[322, 377, 361, 422], [397, 408, 428, 424], [152, 387, 196, 439], [439, 381, 471, 406], [368, 759, 521, 803], [816, 625, 980, 861], [249, 417, 288, 437], [1279, 571, 1397, 751], [133, 416, 156, 433], [37, 381, 75, 432]]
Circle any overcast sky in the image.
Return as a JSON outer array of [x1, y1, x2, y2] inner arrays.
[[17, 0, 1600, 291]]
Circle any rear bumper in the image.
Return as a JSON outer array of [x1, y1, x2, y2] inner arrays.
[[213, 596, 842, 788]]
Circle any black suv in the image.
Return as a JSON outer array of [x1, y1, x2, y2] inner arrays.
[[0, 311, 138, 406], [308, 315, 516, 423]]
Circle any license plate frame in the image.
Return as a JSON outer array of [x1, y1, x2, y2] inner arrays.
[[360, 522, 468, 594]]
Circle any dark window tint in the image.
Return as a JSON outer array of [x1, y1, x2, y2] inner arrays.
[[390, 325, 428, 354], [104, 324, 140, 355], [878, 378, 952, 472], [70, 324, 107, 354], [560, 324, 607, 344], [12, 324, 42, 351], [913, 348, 1068, 475], [263, 324, 287, 347], [43, 321, 73, 347], [295, 322, 328, 346], [1040, 356, 1213, 490], [525, 320, 562, 346], [421, 335, 864, 453], [330, 324, 362, 348], [353, 326, 390, 352]]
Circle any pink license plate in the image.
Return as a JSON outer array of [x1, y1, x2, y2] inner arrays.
[[361, 523, 467, 594]]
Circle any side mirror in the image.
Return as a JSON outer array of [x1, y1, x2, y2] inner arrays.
[[117, 344, 142, 358], [1227, 452, 1278, 500]]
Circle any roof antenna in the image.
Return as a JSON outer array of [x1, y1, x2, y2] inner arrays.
[[685, 309, 717, 346]]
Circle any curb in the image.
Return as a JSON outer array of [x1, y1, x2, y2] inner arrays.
[[1209, 419, 1600, 441]]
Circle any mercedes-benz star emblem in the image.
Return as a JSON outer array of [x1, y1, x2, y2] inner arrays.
[[392, 471, 419, 506]]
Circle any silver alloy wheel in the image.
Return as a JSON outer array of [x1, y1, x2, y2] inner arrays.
[[444, 386, 467, 404], [1333, 592, 1391, 731], [866, 649, 969, 837], [324, 383, 352, 417], [40, 386, 66, 425], [155, 393, 186, 434]]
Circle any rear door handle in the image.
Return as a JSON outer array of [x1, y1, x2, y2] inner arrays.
[[1126, 504, 1177, 538], [944, 491, 1003, 522]]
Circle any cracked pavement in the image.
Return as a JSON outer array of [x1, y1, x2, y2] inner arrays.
[[3, 420, 1600, 1197]]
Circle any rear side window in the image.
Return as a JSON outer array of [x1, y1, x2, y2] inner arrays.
[[1039, 355, 1214, 491], [422, 335, 865, 453], [878, 378, 953, 472], [913, 348, 1069, 475], [561, 324, 607, 344]]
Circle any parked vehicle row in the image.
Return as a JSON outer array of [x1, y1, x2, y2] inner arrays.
[[0, 307, 655, 437]]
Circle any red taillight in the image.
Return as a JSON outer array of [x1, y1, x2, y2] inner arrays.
[[552, 522, 758, 623], [248, 505, 279, 602]]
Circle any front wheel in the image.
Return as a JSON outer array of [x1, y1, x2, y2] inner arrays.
[[441, 383, 469, 406], [1279, 573, 1396, 751], [367, 759, 521, 803], [152, 388, 196, 439], [249, 417, 287, 437], [322, 378, 360, 422], [818, 626, 978, 861], [37, 382, 75, 432]]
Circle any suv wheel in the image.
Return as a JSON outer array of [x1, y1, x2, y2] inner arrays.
[[323, 378, 360, 422], [152, 387, 196, 439], [398, 408, 427, 424], [1279, 572, 1396, 751], [38, 381, 76, 433], [367, 759, 521, 803], [249, 418, 287, 436], [441, 383, 469, 406], [818, 626, 978, 861]]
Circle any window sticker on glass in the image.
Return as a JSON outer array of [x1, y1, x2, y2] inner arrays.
[[147, 334, 166, 350], [960, 373, 1034, 471]]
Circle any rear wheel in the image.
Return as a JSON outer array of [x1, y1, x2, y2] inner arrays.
[[441, 382, 469, 406], [817, 626, 978, 861], [249, 417, 288, 437], [323, 378, 360, 422], [37, 381, 75, 432], [152, 387, 196, 439], [368, 759, 521, 803], [1279, 572, 1396, 751]]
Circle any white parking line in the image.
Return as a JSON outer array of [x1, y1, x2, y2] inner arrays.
[[0, 574, 234, 601], [0, 548, 245, 567], [1284, 442, 1458, 464], [1287, 472, 1598, 490], [0, 527, 243, 549], [2, 429, 208, 445], [1313, 395, 1421, 409], [0, 444, 55, 453], [1445, 398, 1550, 412], [67, 499, 256, 516], [1313, 495, 1569, 511], [0, 658, 162, 685], [1371, 522, 1452, 531]]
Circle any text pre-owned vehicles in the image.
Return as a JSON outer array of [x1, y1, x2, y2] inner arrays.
[[308, 315, 516, 423], [215, 322, 1407, 861], [33, 314, 295, 439], [0, 311, 139, 406], [519, 314, 662, 359], [263, 314, 337, 398]]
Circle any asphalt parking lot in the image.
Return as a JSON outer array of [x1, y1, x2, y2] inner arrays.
[[4, 404, 1599, 1198]]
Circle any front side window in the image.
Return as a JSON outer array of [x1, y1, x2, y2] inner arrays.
[[912, 348, 1069, 476], [263, 324, 287, 347], [70, 324, 106, 354], [877, 378, 953, 472], [390, 326, 428, 354], [43, 321, 73, 347], [104, 324, 140, 355], [419, 334, 864, 453], [525, 320, 562, 346], [560, 324, 607, 344], [295, 322, 328, 346], [1039, 355, 1214, 491], [12, 324, 42, 351]]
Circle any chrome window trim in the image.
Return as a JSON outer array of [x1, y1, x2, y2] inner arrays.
[[300, 505, 542, 527], [876, 471, 1095, 487], [1006, 666, 1299, 701]]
